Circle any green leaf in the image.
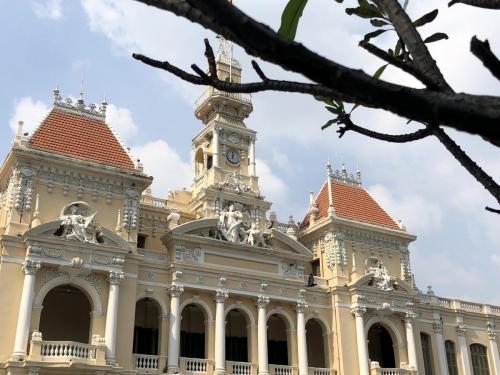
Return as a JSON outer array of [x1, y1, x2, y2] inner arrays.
[[278, 0, 309, 40], [413, 9, 438, 27], [363, 28, 388, 42], [424, 32, 449, 43], [321, 119, 338, 130], [370, 19, 389, 27], [394, 39, 402, 56], [373, 64, 388, 79], [326, 106, 341, 115], [346, 6, 382, 19], [315, 96, 335, 106]]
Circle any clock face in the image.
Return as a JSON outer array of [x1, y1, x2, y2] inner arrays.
[[226, 149, 240, 165]]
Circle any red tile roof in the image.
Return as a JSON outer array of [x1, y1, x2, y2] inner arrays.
[[29, 109, 135, 170], [301, 180, 399, 230]]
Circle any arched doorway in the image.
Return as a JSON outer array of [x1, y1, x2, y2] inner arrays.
[[39, 284, 91, 343], [180, 304, 206, 359], [133, 298, 161, 355], [368, 323, 396, 368], [226, 309, 249, 362], [267, 314, 289, 365], [306, 319, 327, 368]]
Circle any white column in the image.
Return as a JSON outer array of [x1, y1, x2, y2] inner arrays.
[[433, 321, 448, 375], [249, 137, 256, 176], [215, 290, 229, 375], [457, 324, 472, 375], [213, 127, 220, 168], [405, 312, 419, 372], [257, 296, 270, 375], [167, 285, 184, 374], [487, 324, 500, 375], [104, 271, 123, 365], [352, 306, 369, 375], [12, 260, 41, 359], [296, 301, 309, 375]]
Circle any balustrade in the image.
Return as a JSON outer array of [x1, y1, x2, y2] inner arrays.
[[308, 367, 333, 375], [181, 357, 211, 373], [227, 361, 254, 375], [40, 341, 96, 360], [269, 364, 294, 375], [370, 368, 416, 375], [133, 354, 167, 370]]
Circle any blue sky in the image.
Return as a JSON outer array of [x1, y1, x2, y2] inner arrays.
[[1, 0, 499, 303]]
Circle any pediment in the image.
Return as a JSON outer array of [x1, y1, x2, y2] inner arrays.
[[352, 273, 413, 294], [25, 220, 132, 250], [166, 219, 313, 258]]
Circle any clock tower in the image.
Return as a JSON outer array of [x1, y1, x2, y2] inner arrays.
[[189, 37, 271, 223]]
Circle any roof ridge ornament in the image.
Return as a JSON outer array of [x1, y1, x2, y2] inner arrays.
[[52, 87, 107, 121]]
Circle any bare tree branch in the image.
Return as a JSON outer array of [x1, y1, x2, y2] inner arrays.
[[132, 0, 500, 147], [470, 36, 500, 81], [378, 0, 452, 92], [486, 206, 500, 213], [449, 0, 500, 9], [337, 116, 432, 143]]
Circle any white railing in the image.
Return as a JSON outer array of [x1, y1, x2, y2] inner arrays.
[[41, 341, 96, 360], [379, 370, 413, 375], [269, 364, 294, 375], [309, 367, 331, 375], [133, 354, 165, 370], [195, 86, 252, 108], [491, 305, 500, 314], [227, 361, 253, 375], [437, 298, 452, 308], [181, 357, 210, 373], [459, 301, 482, 312], [141, 196, 167, 209]]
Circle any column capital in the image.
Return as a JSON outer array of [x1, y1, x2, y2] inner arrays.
[[168, 285, 184, 298], [108, 271, 124, 285], [214, 289, 229, 303], [351, 306, 366, 317], [22, 259, 41, 275], [456, 323, 467, 336], [296, 300, 308, 313], [433, 323, 444, 334], [404, 311, 417, 322], [487, 321, 497, 341], [256, 295, 270, 308]]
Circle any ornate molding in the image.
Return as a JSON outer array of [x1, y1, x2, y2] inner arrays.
[[351, 306, 367, 317], [175, 244, 202, 263], [58, 202, 102, 244], [281, 263, 305, 279], [29, 244, 66, 259], [296, 300, 308, 313], [214, 290, 229, 303], [456, 323, 467, 336], [14, 166, 35, 214], [324, 231, 347, 270], [138, 249, 169, 263], [123, 188, 140, 233]]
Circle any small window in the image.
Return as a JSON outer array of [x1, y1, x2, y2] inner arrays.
[[311, 259, 321, 277], [137, 234, 147, 249], [207, 155, 213, 170], [420, 332, 435, 375], [471, 344, 490, 375], [445, 340, 459, 375]]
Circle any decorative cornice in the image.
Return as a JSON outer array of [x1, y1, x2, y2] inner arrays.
[[109, 271, 124, 285], [352, 306, 366, 317], [168, 285, 184, 298], [22, 259, 41, 275], [256, 295, 270, 308], [214, 289, 229, 303]]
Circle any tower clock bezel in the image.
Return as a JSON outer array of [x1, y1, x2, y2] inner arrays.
[[226, 148, 241, 165]]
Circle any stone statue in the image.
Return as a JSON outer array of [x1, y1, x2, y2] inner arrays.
[[368, 261, 397, 291], [58, 202, 101, 244], [246, 223, 266, 247]]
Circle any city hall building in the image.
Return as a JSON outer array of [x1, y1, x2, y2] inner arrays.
[[0, 41, 499, 375]]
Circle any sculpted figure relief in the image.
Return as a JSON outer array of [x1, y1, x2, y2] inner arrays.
[[57, 202, 102, 244], [368, 260, 398, 291], [211, 204, 269, 247]]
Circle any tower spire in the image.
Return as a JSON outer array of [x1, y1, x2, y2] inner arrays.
[[326, 160, 335, 217]]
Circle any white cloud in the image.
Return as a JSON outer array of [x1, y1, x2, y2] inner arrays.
[[132, 140, 192, 197], [491, 255, 500, 268], [106, 104, 138, 141], [9, 97, 50, 135], [368, 184, 443, 234], [33, 0, 63, 20]]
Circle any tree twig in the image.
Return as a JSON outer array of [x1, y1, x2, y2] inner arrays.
[[449, 0, 500, 9], [470, 36, 500, 81], [132, 0, 500, 147]]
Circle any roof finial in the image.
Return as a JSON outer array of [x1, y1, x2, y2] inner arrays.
[[326, 159, 335, 217], [100, 96, 108, 117], [53, 85, 62, 104], [77, 80, 85, 109]]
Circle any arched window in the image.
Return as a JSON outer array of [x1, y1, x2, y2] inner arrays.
[[445, 340, 459, 375], [180, 304, 206, 359], [420, 332, 435, 375], [267, 314, 289, 365], [306, 319, 327, 368], [368, 323, 396, 368], [39, 285, 91, 343], [226, 309, 249, 362], [133, 298, 161, 355], [471, 344, 490, 375]]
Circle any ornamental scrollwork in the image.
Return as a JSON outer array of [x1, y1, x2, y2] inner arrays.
[[221, 171, 252, 193], [14, 166, 35, 214], [123, 188, 140, 233]]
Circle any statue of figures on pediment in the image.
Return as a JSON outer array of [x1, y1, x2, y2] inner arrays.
[[210, 204, 269, 247], [367, 259, 397, 291], [56, 202, 102, 244]]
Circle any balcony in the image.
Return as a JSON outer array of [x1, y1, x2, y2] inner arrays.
[[226, 361, 256, 375], [195, 87, 252, 109], [133, 354, 167, 373], [28, 333, 106, 366], [369, 362, 416, 375], [180, 357, 214, 374]]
